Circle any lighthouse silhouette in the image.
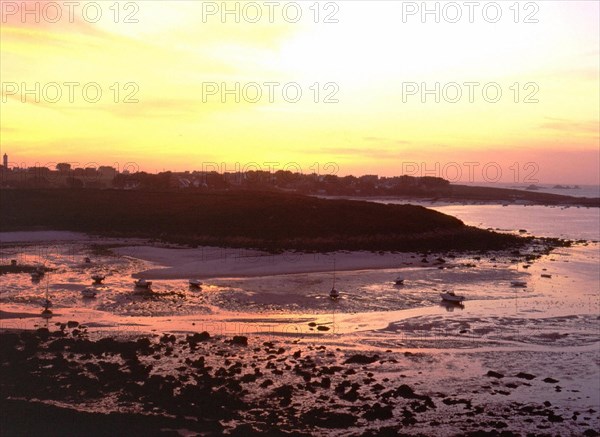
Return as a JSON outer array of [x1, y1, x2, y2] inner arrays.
[[2, 153, 7, 168]]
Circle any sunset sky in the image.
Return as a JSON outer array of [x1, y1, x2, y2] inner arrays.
[[1, 1, 598, 184]]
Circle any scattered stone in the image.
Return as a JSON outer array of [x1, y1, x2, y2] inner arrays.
[[486, 371, 504, 379], [231, 336, 248, 346], [259, 379, 273, 388], [543, 377, 559, 384], [344, 354, 379, 365], [363, 403, 393, 421]]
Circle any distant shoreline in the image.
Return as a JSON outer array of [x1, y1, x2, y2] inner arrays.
[[316, 184, 600, 208]]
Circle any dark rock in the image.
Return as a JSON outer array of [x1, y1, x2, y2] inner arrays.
[[515, 372, 536, 380], [187, 331, 210, 346], [231, 336, 248, 346], [394, 385, 435, 409], [344, 354, 379, 365], [363, 403, 393, 421], [548, 412, 564, 422], [341, 387, 359, 402], [543, 377, 559, 383], [273, 384, 294, 399], [320, 366, 343, 375], [35, 328, 50, 340], [486, 371, 504, 379], [259, 379, 273, 388]]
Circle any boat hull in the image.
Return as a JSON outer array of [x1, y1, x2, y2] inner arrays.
[[440, 293, 465, 303]]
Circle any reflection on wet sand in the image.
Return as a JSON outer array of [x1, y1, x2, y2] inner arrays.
[[439, 300, 465, 312]]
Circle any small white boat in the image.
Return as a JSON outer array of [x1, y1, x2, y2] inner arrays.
[[394, 277, 405, 285], [134, 279, 152, 289], [81, 288, 97, 298], [440, 291, 465, 303], [511, 280, 527, 288], [189, 279, 203, 288], [91, 274, 105, 284]]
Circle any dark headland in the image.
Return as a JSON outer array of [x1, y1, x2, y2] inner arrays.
[[1, 189, 528, 252]]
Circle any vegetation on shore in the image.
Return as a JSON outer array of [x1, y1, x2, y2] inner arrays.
[[1, 189, 527, 252]]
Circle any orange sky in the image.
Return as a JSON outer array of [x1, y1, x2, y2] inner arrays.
[[1, 1, 598, 184]]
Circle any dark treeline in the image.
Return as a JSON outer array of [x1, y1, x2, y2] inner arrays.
[[1, 165, 449, 196], [4, 167, 597, 207]]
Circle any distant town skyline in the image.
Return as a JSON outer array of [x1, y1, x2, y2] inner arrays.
[[1, 2, 598, 184]]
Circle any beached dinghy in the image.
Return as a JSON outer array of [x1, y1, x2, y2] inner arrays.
[[510, 280, 527, 288], [440, 291, 465, 303], [134, 279, 152, 289], [329, 287, 340, 299], [81, 288, 97, 298], [91, 274, 105, 284], [189, 279, 203, 288]]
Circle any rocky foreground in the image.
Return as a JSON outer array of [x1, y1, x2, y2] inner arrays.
[[1, 325, 598, 436]]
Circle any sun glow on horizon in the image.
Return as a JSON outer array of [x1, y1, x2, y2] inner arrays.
[[1, 0, 598, 184]]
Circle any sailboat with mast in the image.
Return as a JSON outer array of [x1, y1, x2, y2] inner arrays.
[[329, 259, 340, 299], [41, 281, 53, 318]]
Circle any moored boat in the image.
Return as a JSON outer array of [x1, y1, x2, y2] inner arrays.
[[440, 291, 465, 303], [41, 284, 53, 318], [91, 274, 105, 284], [329, 260, 340, 299], [189, 279, 203, 288], [134, 279, 152, 289]]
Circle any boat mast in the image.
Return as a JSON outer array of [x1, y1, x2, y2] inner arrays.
[[332, 259, 336, 288]]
